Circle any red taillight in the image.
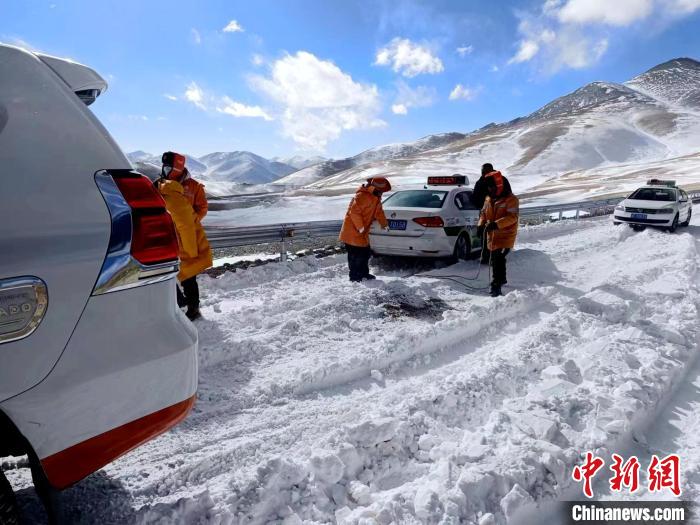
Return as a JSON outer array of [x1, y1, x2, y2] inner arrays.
[[113, 175, 179, 265], [413, 216, 444, 227]]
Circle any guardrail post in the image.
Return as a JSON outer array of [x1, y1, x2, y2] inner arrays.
[[558, 210, 563, 221]]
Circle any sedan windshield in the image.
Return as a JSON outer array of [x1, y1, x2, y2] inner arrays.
[[383, 190, 448, 208], [628, 188, 676, 201]]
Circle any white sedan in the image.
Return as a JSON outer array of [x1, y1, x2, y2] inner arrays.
[[369, 176, 482, 260], [613, 180, 692, 232]]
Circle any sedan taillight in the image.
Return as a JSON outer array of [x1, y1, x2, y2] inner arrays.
[[413, 216, 444, 227]]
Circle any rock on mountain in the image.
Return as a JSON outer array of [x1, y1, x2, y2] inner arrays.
[[625, 57, 700, 109], [198, 151, 296, 184], [287, 57, 700, 194]]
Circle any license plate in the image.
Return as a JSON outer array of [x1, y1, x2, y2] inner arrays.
[[388, 219, 407, 230], [631, 213, 647, 220]]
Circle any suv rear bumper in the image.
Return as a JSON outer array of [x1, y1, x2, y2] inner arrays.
[[0, 278, 197, 489]]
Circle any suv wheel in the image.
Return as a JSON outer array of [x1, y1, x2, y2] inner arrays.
[[0, 469, 19, 525], [668, 213, 679, 233], [681, 209, 692, 227]]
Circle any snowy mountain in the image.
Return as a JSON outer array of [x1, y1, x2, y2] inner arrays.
[[126, 151, 207, 175], [272, 155, 327, 170], [277, 133, 467, 186], [198, 151, 296, 184], [625, 57, 700, 109], [280, 57, 700, 196]]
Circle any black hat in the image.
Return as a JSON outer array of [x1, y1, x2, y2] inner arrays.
[[481, 163, 494, 176]]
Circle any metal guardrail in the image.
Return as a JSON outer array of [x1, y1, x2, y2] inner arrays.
[[205, 193, 700, 252]]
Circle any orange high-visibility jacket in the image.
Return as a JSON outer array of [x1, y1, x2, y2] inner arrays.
[[158, 179, 213, 281], [479, 193, 519, 250], [339, 185, 389, 247], [181, 177, 208, 221]]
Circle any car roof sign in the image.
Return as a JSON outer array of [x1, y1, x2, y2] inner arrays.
[[427, 174, 468, 186]]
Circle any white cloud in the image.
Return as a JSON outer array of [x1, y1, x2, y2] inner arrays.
[[558, 0, 653, 25], [509, 39, 540, 63], [449, 84, 478, 101], [191, 28, 201, 45], [250, 51, 384, 150], [664, 0, 700, 13], [164, 94, 178, 101], [216, 96, 273, 121], [128, 115, 149, 121], [223, 19, 244, 33], [456, 45, 474, 57], [251, 53, 264, 66], [490, 65, 500, 72], [182, 82, 272, 122], [375, 38, 444, 77], [508, 14, 609, 73], [391, 80, 436, 115], [184, 82, 207, 110]]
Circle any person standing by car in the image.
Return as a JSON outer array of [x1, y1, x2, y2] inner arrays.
[[157, 151, 213, 320], [339, 177, 391, 282], [470, 163, 496, 264], [476, 170, 519, 297]]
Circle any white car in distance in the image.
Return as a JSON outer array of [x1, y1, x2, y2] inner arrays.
[[613, 180, 692, 232], [369, 175, 482, 260]]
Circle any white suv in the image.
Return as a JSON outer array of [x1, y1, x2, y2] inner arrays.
[[613, 180, 693, 232], [0, 45, 198, 522]]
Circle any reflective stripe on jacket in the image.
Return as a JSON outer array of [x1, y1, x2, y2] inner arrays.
[[479, 193, 519, 250], [339, 185, 388, 247], [158, 179, 213, 281]]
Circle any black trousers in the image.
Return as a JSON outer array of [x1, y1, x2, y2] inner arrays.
[[490, 248, 510, 286], [177, 276, 200, 310], [346, 244, 372, 281]]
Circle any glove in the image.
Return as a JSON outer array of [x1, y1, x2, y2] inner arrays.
[[476, 224, 485, 237], [486, 221, 499, 232], [358, 227, 365, 234]]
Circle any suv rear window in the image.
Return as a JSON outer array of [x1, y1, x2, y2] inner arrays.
[[383, 190, 448, 208], [629, 188, 676, 201]]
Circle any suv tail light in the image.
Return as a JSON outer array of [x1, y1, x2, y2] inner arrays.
[[93, 170, 179, 295], [413, 216, 444, 228], [112, 175, 179, 265]]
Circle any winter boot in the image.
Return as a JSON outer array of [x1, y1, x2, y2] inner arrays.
[[186, 307, 202, 321], [363, 274, 377, 280], [489, 284, 502, 297]]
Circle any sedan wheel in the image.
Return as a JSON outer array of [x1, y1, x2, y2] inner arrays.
[[453, 233, 471, 261], [681, 209, 692, 227], [668, 214, 679, 233]]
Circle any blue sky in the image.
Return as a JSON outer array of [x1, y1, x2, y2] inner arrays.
[[4, 0, 700, 159]]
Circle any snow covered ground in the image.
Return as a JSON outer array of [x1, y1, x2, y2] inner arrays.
[[10, 215, 700, 524]]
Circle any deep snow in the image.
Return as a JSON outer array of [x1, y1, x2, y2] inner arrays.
[[8, 215, 700, 524]]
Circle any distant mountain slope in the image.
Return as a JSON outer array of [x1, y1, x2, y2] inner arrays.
[[625, 57, 700, 109], [272, 155, 327, 170], [287, 57, 700, 194], [277, 133, 467, 186], [126, 151, 207, 175], [198, 151, 296, 184]]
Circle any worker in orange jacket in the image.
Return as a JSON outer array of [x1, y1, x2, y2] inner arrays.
[[477, 169, 519, 297], [157, 151, 213, 320], [339, 177, 391, 282]]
